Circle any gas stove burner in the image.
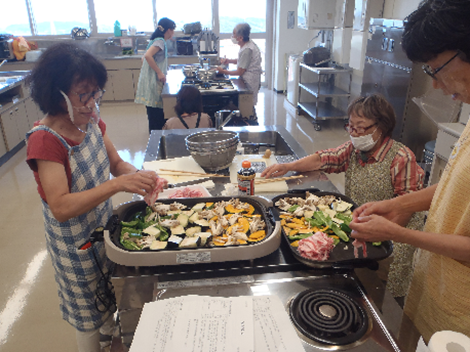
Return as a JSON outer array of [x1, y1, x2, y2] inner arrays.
[[289, 289, 368, 346], [201, 82, 212, 89]]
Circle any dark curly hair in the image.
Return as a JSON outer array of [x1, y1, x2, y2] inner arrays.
[[402, 0, 470, 63], [347, 94, 396, 138], [174, 85, 203, 116], [28, 42, 107, 115]]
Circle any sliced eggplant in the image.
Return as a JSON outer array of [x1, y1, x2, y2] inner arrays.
[[142, 226, 161, 238], [171, 225, 185, 235], [196, 232, 212, 246], [194, 219, 210, 227], [191, 203, 205, 212], [167, 235, 183, 248], [177, 213, 189, 227], [185, 226, 202, 237], [180, 236, 201, 248], [189, 212, 200, 223], [150, 240, 167, 250]]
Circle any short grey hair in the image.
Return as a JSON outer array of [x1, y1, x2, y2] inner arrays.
[[235, 23, 251, 42]]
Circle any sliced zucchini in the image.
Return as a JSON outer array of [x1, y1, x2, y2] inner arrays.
[[323, 208, 337, 219], [150, 240, 167, 250], [196, 232, 212, 246], [194, 219, 210, 227], [186, 226, 202, 237], [191, 203, 206, 212], [335, 201, 353, 213], [171, 225, 185, 235], [182, 210, 195, 217], [177, 213, 189, 227], [332, 217, 344, 225], [167, 235, 183, 248], [179, 236, 201, 248], [142, 226, 161, 238], [166, 210, 180, 215]]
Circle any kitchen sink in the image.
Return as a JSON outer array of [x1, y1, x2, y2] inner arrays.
[[156, 130, 297, 161]]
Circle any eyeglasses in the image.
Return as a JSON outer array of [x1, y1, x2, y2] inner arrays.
[[344, 123, 377, 134], [422, 52, 459, 80], [72, 89, 105, 105]]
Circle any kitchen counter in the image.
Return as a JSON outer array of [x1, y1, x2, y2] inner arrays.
[[110, 125, 423, 351], [162, 67, 250, 97]]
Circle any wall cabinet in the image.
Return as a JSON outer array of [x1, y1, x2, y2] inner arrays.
[[298, 63, 352, 131]]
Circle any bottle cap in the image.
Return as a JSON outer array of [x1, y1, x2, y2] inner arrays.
[[242, 160, 251, 168]]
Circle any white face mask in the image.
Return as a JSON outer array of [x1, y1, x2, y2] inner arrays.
[[59, 90, 100, 132], [350, 128, 380, 152], [231, 36, 238, 44]]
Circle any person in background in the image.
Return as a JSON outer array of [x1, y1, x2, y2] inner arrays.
[[135, 18, 176, 132], [262, 94, 425, 300], [163, 85, 213, 129], [217, 23, 262, 119], [25, 43, 164, 352], [348, 0, 470, 341]]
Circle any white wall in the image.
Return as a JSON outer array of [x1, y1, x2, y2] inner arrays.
[[383, 0, 421, 19], [273, 0, 320, 92]]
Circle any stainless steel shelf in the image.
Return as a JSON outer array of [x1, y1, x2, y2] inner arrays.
[[299, 62, 352, 74], [299, 82, 350, 97], [298, 102, 348, 120]]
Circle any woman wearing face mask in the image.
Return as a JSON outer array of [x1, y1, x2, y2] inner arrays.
[[135, 18, 176, 132], [262, 94, 425, 300], [217, 23, 262, 118], [25, 43, 166, 352]]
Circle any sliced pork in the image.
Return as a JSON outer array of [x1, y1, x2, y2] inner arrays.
[[144, 176, 168, 206], [168, 187, 205, 199], [352, 239, 368, 258], [297, 232, 335, 261]]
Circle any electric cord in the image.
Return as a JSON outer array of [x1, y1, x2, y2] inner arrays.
[[91, 245, 117, 314]]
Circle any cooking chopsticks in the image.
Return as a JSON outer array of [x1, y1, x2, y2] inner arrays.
[[255, 175, 305, 184], [158, 169, 228, 177]]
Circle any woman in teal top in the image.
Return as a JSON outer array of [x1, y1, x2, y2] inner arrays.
[[135, 18, 176, 132]]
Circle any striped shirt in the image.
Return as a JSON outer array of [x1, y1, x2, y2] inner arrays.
[[317, 137, 424, 196]]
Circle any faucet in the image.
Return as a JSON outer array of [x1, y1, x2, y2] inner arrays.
[[215, 110, 240, 130]]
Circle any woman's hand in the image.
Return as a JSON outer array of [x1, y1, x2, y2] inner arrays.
[[261, 164, 290, 178], [216, 66, 226, 74], [349, 214, 401, 242], [157, 72, 166, 84], [114, 170, 158, 197], [352, 198, 413, 227], [220, 58, 229, 65]]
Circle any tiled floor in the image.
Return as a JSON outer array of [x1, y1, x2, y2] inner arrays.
[[0, 89, 350, 352]]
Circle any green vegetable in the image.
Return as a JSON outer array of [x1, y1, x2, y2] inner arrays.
[[121, 227, 142, 237], [288, 233, 314, 241], [121, 220, 139, 227], [206, 204, 215, 210], [305, 217, 323, 228], [156, 225, 169, 241], [313, 211, 332, 227], [335, 213, 352, 225], [340, 222, 352, 233], [288, 204, 300, 213], [331, 237, 340, 246], [372, 242, 382, 246], [121, 240, 141, 251], [330, 223, 349, 242]]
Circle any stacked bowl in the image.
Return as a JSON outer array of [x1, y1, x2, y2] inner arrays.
[[185, 131, 239, 171]]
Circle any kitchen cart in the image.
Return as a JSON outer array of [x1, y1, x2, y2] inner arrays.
[[298, 63, 352, 131]]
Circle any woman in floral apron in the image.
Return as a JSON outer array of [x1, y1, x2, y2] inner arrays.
[[262, 94, 425, 299], [217, 23, 262, 119], [135, 18, 176, 132], [26, 43, 163, 352]]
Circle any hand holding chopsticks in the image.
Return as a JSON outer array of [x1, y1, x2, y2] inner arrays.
[[158, 168, 228, 178]]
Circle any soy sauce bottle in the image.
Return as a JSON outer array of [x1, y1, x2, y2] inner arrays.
[[237, 160, 256, 196]]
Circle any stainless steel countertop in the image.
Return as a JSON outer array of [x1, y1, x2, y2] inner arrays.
[[0, 70, 29, 95]]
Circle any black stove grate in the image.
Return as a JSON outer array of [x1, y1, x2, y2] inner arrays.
[[289, 289, 368, 346]]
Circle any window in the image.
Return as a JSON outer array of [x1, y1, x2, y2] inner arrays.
[[219, 0, 266, 34], [156, 0, 212, 30], [29, 0, 89, 35], [94, 0, 155, 33], [0, 1, 31, 36]]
